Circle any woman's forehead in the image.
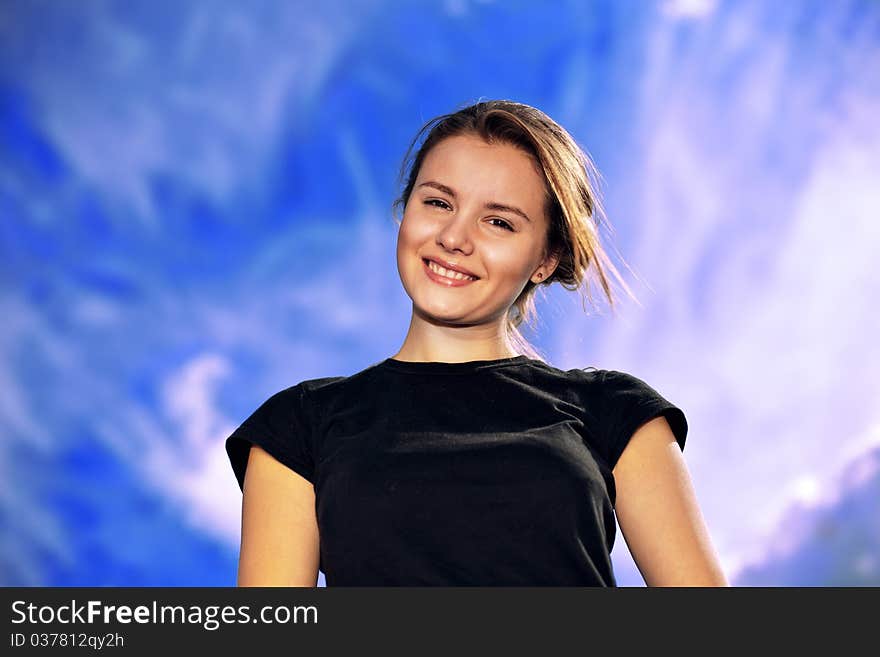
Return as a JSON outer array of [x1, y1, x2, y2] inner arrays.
[[417, 135, 546, 198]]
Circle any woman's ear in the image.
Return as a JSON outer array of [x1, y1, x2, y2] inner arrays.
[[533, 249, 561, 283]]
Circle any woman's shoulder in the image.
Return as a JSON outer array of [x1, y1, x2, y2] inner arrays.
[[293, 364, 394, 404], [526, 357, 604, 382], [298, 375, 349, 393]]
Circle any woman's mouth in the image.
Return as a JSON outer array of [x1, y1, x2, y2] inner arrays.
[[422, 258, 479, 287]]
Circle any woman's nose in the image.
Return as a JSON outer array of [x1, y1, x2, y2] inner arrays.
[[436, 211, 473, 252]]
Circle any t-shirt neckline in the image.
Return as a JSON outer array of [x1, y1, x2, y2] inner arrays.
[[380, 354, 532, 374]]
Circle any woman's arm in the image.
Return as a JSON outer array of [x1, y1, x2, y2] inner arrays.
[[612, 416, 729, 586], [237, 444, 321, 586]]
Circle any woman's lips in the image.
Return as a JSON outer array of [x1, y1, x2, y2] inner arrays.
[[422, 258, 479, 287]]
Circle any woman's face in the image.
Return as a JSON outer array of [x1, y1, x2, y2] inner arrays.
[[396, 133, 557, 326]]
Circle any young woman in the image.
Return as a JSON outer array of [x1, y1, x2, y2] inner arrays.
[[226, 99, 729, 587]]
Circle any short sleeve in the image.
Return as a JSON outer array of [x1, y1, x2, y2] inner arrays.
[[225, 383, 315, 491], [600, 369, 688, 471]]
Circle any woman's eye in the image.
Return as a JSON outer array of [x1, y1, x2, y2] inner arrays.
[[424, 199, 450, 210], [488, 218, 515, 231]]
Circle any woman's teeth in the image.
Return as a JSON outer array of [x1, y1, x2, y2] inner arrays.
[[427, 260, 477, 281]]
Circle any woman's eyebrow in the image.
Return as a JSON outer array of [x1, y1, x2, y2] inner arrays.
[[417, 180, 532, 223]]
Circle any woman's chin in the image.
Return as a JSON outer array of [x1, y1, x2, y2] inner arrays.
[[413, 301, 471, 323]]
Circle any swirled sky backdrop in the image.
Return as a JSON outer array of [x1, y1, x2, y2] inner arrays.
[[2, 0, 879, 586]]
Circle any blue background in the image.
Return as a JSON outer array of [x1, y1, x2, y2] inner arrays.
[[2, 0, 879, 586]]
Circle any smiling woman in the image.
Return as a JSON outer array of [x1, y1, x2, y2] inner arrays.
[[389, 100, 635, 363], [225, 99, 729, 587]]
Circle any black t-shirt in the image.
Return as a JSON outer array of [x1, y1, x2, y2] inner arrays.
[[225, 355, 688, 586]]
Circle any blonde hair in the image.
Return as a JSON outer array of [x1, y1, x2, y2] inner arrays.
[[391, 99, 640, 363]]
